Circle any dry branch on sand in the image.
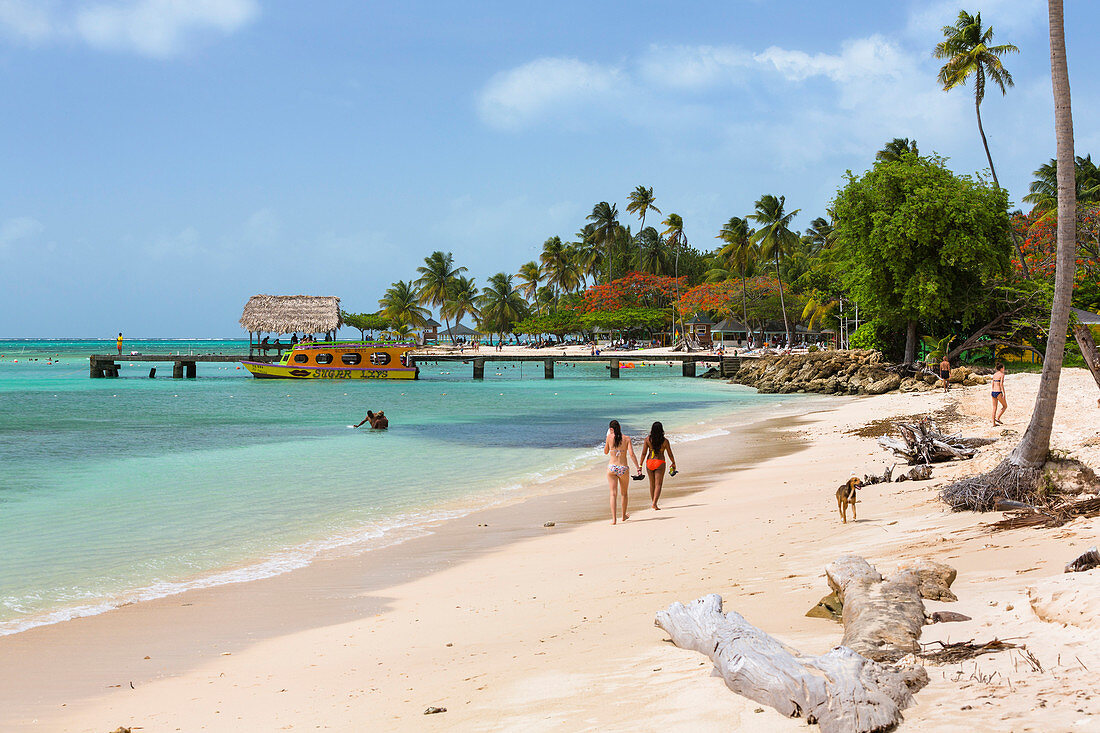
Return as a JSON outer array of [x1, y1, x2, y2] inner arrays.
[[951, 459, 1100, 514], [1065, 546, 1100, 573], [655, 594, 928, 733], [877, 419, 983, 465]]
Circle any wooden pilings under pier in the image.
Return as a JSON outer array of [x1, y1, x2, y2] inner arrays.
[[407, 353, 739, 380], [89, 354, 270, 378]]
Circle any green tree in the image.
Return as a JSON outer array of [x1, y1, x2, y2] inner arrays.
[[415, 251, 467, 340], [715, 216, 757, 332], [875, 137, 919, 163], [516, 261, 544, 313], [934, 10, 1026, 276], [1022, 154, 1100, 223], [379, 281, 430, 330], [832, 154, 1012, 363], [586, 202, 624, 285], [477, 272, 528, 343], [661, 213, 689, 340], [749, 195, 801, 346], [626, 185, 661, 242], [636, 226, 670, 275], [341, 312, 390, 340], [540, 235, 580, 296], [442, 275, 480, 337]]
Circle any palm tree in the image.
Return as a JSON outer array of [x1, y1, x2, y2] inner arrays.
[[586, 202, 623, 285], [749, 195, 801, 346], [802, 216, 834, 254], [636, 227, 670, 275], [442, 275, 480, 336], [661, 213, 688, 343], [626, 185, 661, 242], [477, 272, 528, 344], [934, 10, 1027, 276], [875, 137, 919, 163], [516, 261, 544, 313], [379, 280, 430, 330], [539, 236, 571, 297], [415, 251, 467, 341], [573, 224, 602, 286], [1022, 154, 1100, 223], [801, 296, 839, 331], [716, 216, 756, 333]]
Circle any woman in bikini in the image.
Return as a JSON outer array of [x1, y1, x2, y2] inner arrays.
[[639, 421, 677, 510], [604, 420, 640, 525], [991, 363, 1007, 426]]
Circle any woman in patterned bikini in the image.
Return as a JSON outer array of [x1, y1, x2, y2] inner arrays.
[[604, 419, 640, 525], [991, 363, 1007, 426]]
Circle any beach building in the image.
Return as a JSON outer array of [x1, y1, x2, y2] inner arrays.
[[421, 317, 442, 344], [439, 323, 481, 343], [686, 313, 715, 346], [239, 294, 342, 359], [713, 318, 750, 347]]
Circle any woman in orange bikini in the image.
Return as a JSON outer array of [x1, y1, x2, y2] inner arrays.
[[604, 420, 640, 525], [639, 421, 677, 511], [991, 363, 1007, 426]]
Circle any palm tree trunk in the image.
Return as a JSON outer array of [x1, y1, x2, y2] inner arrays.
[[904, 319, 918, 364], [976, 93, 1031, 279], [1009, 0, 1075, 467], [774, 253, 790, 346], [739, 267, 750, 343]]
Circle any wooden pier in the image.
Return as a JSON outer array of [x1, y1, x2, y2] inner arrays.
[[89, 353, 271, 378], [407, 353, 734, 379]]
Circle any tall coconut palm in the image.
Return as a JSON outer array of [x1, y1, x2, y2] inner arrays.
[[934, 11, 1027, 276], [636, 227, 670, 275], [477, 272, 528, 343], [716, 216, 756, 334], [875, 137, 919, 163], [661, 213, 689, 342], [749, 195, 801, 346], [516, 261, 544, 313], [586, 202, 623, 285], [573, 224, 602, 286], [379, 280, 430, 330], [442, 275, 480, 336], [626, 185, 661, 242], [415, 251, 467, 341], [802, 216, 834, 254], [1022, 154, 1100, 223], [539, 236, 571, 297]]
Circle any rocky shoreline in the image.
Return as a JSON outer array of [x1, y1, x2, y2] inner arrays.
[[729, 350, 990, 396]]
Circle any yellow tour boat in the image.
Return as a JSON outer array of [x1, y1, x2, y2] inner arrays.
[[242, 342, 419, 380]]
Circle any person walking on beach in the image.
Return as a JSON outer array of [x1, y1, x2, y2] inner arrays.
[[939, 355, 951, 392], [604, 420, 640, 525], [639, 421, 677, 510], [116, 332, 123, 355], [991, 364, 1007, 426]]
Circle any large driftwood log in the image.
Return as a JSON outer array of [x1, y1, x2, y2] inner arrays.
[[655, 594, 927, 733], [878, 419, 977, 465], [1073, 324, 1100, 396], [825, 556, 955, 661]]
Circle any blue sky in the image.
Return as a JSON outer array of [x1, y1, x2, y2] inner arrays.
[[0, 0, 1096, 337]]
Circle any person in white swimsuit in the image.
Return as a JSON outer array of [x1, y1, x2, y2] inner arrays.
[[604, 419, 640, 525]]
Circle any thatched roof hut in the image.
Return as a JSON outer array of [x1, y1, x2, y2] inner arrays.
[[239, 295, 342, 334]]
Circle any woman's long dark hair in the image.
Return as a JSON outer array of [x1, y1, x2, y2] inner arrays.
[[608, 420, 622, 447], [649, 421, 665, 451]]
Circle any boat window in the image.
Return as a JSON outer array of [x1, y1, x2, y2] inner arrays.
[[315, 353, 334, 365], [294, 353, 309, 363], [369, 352, 391, 366], [341, 352, 362, 365]]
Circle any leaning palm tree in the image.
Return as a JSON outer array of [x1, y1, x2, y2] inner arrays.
[[626, 185, 661, 242], [516, 261, 544, 313], [586, 202, 623, 285], [477, 272, 528, 344], [875, 137, 919, 163], [661, 213, 689, 343], [934, 10, 1027, 276], [415, 251, 467, 341], [716, 216, 756, 333], [539, 235, 570, 297], [749, 195, 801, 346], [442, 275, 480, 337], [943, 0, 1077, 508], [379, 280, 430, 330]]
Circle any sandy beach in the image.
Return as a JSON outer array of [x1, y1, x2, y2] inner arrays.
[[4, 369, 1100, 732]]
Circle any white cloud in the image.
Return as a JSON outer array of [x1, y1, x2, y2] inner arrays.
[[476, 57, 624, 130], [638, 44, 752, 89], [0, 0, 259, 57], [0, 216, 44, 250], [754, 35, 907, 84]]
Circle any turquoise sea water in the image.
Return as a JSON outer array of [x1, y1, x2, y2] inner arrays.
[[0, 339, 787, 635]]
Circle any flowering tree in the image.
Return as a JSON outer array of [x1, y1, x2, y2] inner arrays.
[[677, 276, 802, 341], [581, 271, 685, 312]]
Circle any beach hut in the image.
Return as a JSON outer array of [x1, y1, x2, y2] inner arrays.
[[239, 294, 342, 358], [422, 317, 442, 344], [713, 318, 749, 347], [686, 314, 716, 345], [439, 322, 481, 343]]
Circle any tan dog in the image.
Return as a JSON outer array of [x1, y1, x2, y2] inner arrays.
[[836, 476, 862, 523]]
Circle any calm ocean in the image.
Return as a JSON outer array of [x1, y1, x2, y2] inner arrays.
[[0, 339, 788, 635]]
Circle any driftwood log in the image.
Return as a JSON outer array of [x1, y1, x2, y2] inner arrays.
[[655, 594, 928, 733], [825, 556, 956, 661], [1066, 546, 1100, 573], [1072, 324, 1100, 396], [878, 419, 977, 465], [894, 465, 933, 482], [861, 465, 894, 486]]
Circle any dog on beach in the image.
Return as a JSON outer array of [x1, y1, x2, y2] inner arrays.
[[836, 475, 862, 524]]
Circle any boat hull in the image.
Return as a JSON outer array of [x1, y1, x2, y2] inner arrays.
[[242, 361, 418, 380]]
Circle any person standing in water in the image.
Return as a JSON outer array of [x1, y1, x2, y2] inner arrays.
[[991, 363, 1007, 426], [354, 410, 389, 429], [639, 421, 677, 510], [604, 420, 640, 525], [116, 332, 123, 355]]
